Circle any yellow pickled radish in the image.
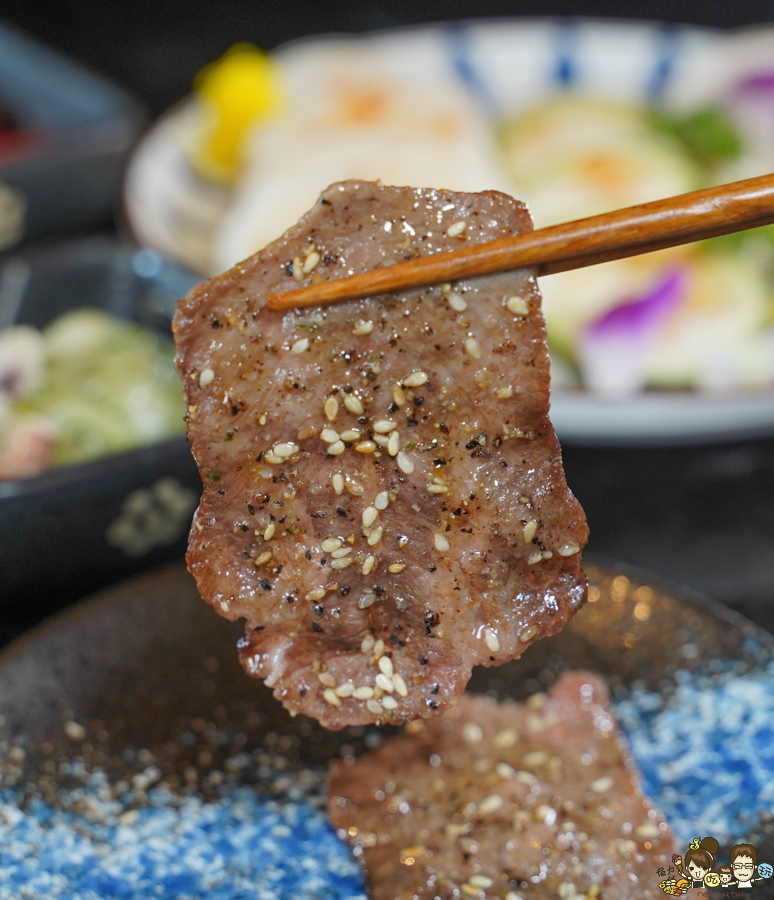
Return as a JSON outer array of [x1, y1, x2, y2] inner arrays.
[[191, 43, 282, 185]]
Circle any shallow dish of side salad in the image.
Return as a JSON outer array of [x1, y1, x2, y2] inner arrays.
[[0, 237, 202, 613], [124, 18, 774, 444]]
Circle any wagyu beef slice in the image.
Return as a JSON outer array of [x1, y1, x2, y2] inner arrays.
[[174, 180, 588, 728], [329, 672, 676, 900]]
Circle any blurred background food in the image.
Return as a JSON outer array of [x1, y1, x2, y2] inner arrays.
[[0, 309, 184, 480], [123, 23, 774, 412], [0, 0, 772, 649]]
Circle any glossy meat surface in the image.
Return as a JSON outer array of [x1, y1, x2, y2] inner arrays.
[[174, 180, 588, 728], [328, 672, 676, 899]]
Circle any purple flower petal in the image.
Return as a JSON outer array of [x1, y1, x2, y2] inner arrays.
[[734, 71, 774, 95], [578, 268, 687, 395], [586, 269, 686, 340]]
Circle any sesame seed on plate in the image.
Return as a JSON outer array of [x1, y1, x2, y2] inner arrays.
[[393, 384, 406, 406], [320, 427, 340, 443], [469, 875, 494, 889], [522, 750, 548, 767], [493, 727, 518, 748], [388, 562, 406, 573], [446, 220, 467, 238], [330, 557, 353, 570], [591, 776, 614, 793], [199, 368, 215, 387], [360, 634, 375, 654], [331, 473, 344, 495], [263, 523, 275, 541], [361, 555, 376, 575], [478, 795, 504, 815], [306, 587, 326, 602], [520, 624, 539, 642], [366, 699, 382, 715], [362, 506, 378, 527], [290, 338, 309, 354], [523, 520, 537, 543], [462, 722, 483, 744], [527, 551, 543, 565], [355, 440, 377, 453], [291, 257, 304, 281], [495, 386, 513, 399], [382, 695, 399, 710], [318, 672, 336, 687], [255, 551, 272, 566], [367, 527, 383, 546], [340, 429, 361, 442], [327, 440, 346, 456], [387, 431, 400, 456]]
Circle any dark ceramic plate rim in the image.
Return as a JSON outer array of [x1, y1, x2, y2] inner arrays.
[[2, 556, 774, 876], [0, 435, 191, 501], [1, 553, 771, 719]]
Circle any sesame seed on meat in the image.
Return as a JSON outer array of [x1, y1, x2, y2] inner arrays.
[[173, 180, 588, 729]]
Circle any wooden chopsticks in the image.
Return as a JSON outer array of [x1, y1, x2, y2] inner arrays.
[[266, 173, 774, 311]]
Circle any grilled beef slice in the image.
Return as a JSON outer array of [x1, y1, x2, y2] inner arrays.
[[329, 671, 675, 900], [174, 180, 588, 728]]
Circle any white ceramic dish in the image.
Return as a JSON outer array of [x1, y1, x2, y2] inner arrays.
[[123, 18, 774, 445]]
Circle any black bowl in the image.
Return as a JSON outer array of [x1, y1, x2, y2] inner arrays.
[[0, 236, 202, 639]]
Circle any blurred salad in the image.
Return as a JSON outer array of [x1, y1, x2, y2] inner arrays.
[[190, 45, 774, 397], [0, 309, 185, 481], [501, 94, 774, 395]]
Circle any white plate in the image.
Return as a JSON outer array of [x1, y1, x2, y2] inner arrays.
[[123, 18, 774, 445]]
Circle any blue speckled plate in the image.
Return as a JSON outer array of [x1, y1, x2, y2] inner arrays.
[[0, 560, 773, 863]]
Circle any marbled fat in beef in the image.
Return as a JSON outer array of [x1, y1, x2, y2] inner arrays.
[[329, 672, 676, 900], [174, 180, 588, 728]]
